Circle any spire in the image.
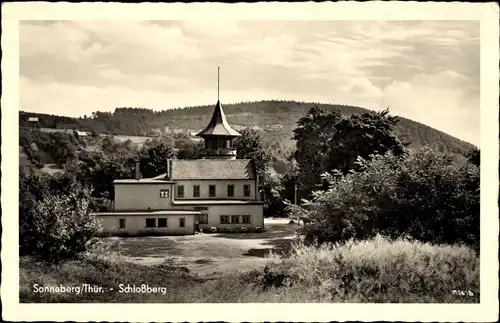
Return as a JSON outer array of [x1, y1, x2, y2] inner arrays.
[[196, 67, 241, 137]]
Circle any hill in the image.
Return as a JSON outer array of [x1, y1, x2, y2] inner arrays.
[[20, 100, 476, 158]]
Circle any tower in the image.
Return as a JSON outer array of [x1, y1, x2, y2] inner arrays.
[[196, 67, 241, 159]]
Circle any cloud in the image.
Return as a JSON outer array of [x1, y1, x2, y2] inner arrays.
[[20, 21, 99, 62], [381, 71, 479, 145], [20, 20, 479, 145]]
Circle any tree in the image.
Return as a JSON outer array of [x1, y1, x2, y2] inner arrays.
[[65, 150, 137, 210], [325, 109, 407, 174], [292, 106, 343, 199], [235, 128, 272, 181], [260, 175, 287, 217], [292, 107, 407, 200], [465, 147, 480, 167], [176, 137, 204, 159], [137, 137, 176, 178], [19, 169, 101, 260]]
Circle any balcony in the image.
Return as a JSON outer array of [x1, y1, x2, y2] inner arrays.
[[202, 148, 237, 157]]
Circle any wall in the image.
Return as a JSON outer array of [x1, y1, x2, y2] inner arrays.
[[173, 179, 256, 200], [114, 183, 174, 211], [98, 214, 195, 236], [191, 204, 264, 230]]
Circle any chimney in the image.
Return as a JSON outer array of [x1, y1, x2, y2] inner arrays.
[[165, 159, 171, 180], [135, 161, 141, 180]]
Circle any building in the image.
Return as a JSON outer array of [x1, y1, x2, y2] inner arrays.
[[94, 69, 264, 236], [27, 116, 40, 128], [73, 130, 88, 138]]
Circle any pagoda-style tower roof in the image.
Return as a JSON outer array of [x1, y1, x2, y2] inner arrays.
[[196, 67, 240, 159], [196, 100, 241, 137]]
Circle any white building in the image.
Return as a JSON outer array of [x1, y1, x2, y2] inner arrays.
[[94, 71, 264, 235]]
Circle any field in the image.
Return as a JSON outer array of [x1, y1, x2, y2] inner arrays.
[[19, 218, 480, 303]]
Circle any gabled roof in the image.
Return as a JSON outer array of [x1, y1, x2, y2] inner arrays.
[[155, 159, 255, 180], [196, 101, 241, 137]]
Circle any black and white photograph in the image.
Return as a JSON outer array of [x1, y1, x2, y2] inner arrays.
[[2, 2, 498, 322]]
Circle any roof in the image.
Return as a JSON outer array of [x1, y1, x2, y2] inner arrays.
[[162, 159, 256, 180], [113, 178, 176, 184], [172, 200, 264, 205], [92, 210, 201, 216], [196, 101, 241, 137]]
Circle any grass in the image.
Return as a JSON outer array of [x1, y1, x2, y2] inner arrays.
[[19, 233, 479, 303]]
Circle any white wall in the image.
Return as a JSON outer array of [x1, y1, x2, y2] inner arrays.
[[173, 179, 256, 200], [114, 184, 174, 210], [98, 214, 195, 235], [193, 204, 264, 229]]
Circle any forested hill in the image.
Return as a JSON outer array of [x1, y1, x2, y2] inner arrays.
[[20, 100, 475, 156]]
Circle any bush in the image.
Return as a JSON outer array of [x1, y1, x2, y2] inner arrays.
[[263, 236, 479, 302], [298, 147, 479, 249], [19, 170, 101, 261]]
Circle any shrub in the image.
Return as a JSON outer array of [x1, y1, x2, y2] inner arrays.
[[19, 170, 101, 261], [298, 147, 479, 249]]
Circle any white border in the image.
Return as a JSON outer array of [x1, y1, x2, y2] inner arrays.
[[2, 2, 499, 322]]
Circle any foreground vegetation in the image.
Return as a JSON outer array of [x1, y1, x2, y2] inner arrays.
[[20, 236, 479, 303]]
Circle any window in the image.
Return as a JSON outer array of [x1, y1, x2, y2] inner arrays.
[[227, 184, 234, 197], [177, 185, 184, 198], [193, 185, 200, 197], [226, 140, 231, 148], [220, 215, 229, 224], [243, 184, 251, 197], [145, 218, 156, 228], [179, 218, 185, 227], [160, 189, 169, 198], [196, 214, 208, 224], [209, 185, 216, 197], [119, 218, 126, 228], [242, 215, 251, 224], [231, 215, 240, 224], [158, 218, 167, 228]]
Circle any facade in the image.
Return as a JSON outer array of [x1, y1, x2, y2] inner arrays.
[[94, 70, 264, 236]]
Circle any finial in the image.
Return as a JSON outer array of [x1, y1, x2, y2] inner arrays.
[[218, 66, 220, 101]]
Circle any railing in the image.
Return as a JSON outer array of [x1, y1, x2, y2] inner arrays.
[[202, 148, 237, 156]]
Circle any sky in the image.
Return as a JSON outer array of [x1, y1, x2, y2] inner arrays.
[[20, 20, 480, 145]]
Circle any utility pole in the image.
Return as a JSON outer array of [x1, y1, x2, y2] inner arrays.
[[294, 183, 298, 205]]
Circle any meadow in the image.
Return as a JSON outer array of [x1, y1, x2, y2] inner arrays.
[[19, 219, 479, 303]]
